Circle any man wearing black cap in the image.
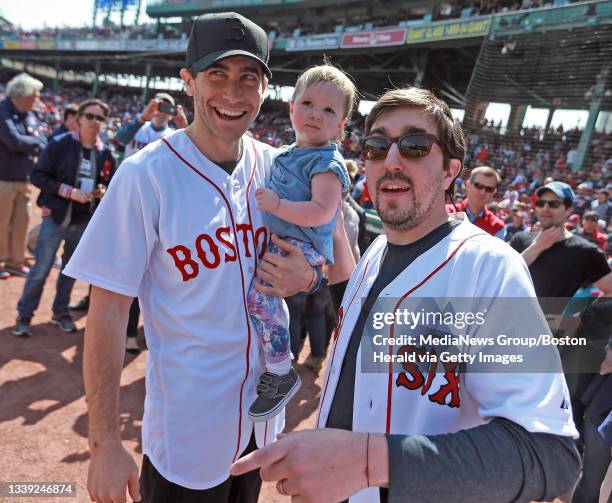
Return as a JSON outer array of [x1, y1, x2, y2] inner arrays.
[[509, 181, 611, 299], [64, 12, 321, 503]]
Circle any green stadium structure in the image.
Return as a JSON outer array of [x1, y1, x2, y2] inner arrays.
[[463, 0, 611, 172]]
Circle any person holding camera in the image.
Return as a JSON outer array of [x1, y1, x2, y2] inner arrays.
[[116, 92, 188, 159], [12, 99, 115, 337]]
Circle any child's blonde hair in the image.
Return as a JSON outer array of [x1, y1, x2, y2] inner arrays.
[[291, 63, 357, 143]]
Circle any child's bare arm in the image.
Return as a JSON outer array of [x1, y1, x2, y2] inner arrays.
[[255, 171, 342, 227]]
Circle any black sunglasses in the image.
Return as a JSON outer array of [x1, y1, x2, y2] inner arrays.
[[472, 181, 497, 194], [536, 199, 563, 208], [360, 133, 443, 161], [82, 112, 107, 123]]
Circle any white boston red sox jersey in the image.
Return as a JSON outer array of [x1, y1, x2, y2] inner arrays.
[[317, 214, 578, 503], [65, 130, 284, 489], [123, 121, 174, 158]]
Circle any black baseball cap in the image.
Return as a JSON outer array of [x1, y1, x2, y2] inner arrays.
[[186, 12, 272, 79]]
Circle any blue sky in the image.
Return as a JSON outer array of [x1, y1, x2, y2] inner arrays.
[[1, 1, 150, 30]]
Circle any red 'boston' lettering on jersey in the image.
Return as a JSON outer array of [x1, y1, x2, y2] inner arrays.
[[166, 245, 199, 281], [216, 227, 237, 263], [196, 234, 221, 269], [166, 224, 267, 281], [236, 224, 252, 257], [254, 227, 268, 260]]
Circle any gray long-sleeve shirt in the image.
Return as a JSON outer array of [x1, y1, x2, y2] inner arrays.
[[386, 418, 579, 503], [328, 221, 580, 502]]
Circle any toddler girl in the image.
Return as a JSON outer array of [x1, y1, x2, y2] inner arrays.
[[248, 64, 356, 421]]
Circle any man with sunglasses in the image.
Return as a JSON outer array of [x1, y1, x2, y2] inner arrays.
[[12, 99, 115, 337], [231, 88, 580, 503], [448, 165, 506, 239], [509, 181, 611, 300]]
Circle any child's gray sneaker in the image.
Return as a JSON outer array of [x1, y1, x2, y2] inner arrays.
[[248, 367, 301, 422]]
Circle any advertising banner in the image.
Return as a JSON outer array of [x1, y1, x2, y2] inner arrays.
[[55, 40, 75, 50], [3, 40, 22, 49], [406, 16, 490, 44], [341, 28, 407, 48], [37, 40, 55, 50], [98, 40, 125, 51], [75, 40, 100, 50], [286, 33, 340, 51]]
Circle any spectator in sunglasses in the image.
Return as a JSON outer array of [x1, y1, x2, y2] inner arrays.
[[12, 98, 116, 337], [447, 165, 506, 239], [509, 181, 611, 300], [577, 211, 608, 252]]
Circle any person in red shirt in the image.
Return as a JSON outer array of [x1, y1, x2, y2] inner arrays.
[[448, 165, 506, 238], [475, 143, 489, 163]]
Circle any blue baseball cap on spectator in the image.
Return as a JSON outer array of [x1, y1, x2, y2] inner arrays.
[[536, 181, 575, 205]]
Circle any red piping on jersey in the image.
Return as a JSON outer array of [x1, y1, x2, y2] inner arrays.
[[317, 260, 370, 428], [385, 233, 486, 433], [244, 138, 259, 269], [161, 137, 255, 462]]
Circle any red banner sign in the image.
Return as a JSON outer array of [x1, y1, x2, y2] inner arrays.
[[341, 28, 407, 48]]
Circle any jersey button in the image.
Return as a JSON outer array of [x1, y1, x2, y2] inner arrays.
[[249, 267, 254, 273]]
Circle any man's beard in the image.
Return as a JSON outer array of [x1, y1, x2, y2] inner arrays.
[[374, 173, 439, 231], [538, 217, 563, 231]]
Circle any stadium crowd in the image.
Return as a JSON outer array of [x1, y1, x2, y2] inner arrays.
[[0, 71, 611, 502], [1, 76, 611, 245]]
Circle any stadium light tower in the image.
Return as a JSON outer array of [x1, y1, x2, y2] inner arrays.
[[93, 0, 141, 28]]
